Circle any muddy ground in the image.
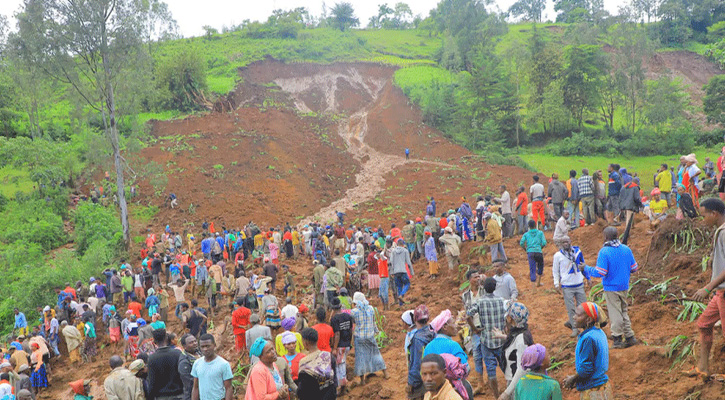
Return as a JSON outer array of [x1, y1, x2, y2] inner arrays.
[[44, 59, 725, 399]]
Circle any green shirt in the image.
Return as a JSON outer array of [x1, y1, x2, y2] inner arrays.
[[514, 372, 562, 400], [415, 224, 424, 241], [121, 275, 134, 292], [324, 267, 344, 292]]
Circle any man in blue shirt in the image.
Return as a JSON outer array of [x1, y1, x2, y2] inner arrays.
[[200, 233, 213, 260], [583, 226, 638, 349], [606, 163, 622, 225], [191, 333, 233, 400], [13, 308, 28, 336], [564, 302, 613, 397]]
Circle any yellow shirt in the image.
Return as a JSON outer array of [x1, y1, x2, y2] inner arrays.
[[291, 231, 300, 246], [650, 199, 668, 214], [254, 234, 264, 248], [275, 331, 305, 356], [656, 170, 672, 193]]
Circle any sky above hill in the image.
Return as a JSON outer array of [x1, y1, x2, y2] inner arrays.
[[1, 0, 628, 38]]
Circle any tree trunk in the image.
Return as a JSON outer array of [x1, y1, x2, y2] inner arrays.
[[102, 29, 130, 249]]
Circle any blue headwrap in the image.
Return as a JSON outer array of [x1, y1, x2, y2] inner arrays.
[[250, 337, 268, 358]]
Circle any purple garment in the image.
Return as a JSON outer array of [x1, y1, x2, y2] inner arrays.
[[425, 237, 437, 261]]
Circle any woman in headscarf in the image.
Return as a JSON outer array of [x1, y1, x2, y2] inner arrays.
[[68, 379, 93, 400], [492, 302, 534, 388], [275, 332, 301, 396], [440, 353, 473, 400], [246, 337, 289, 400], [145, 288, 160, 318], [402, 309, 417, 357], [150, 313, 166, 330], [296, 328, 335, 400], [514, 344, 562, 400], [29, 342, 48, 393], [677, 184, 699, 219], [350, 292, 388, 385], [275, 317, 304, 357], [563, 302, 613, 400], [82, 315, 97, 362], [423, 310, 468, 368]]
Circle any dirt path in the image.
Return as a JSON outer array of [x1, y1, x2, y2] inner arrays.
[[273, 68, 451, 225]]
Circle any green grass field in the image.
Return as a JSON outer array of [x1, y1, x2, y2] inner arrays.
[[521, 148, 721, 191], [0, 166, 35, 198]]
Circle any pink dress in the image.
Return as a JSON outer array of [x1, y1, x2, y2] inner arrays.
[[269, 243, 279, 264]]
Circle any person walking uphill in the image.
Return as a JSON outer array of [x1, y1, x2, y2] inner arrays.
[[530, 176, 546, 230], [520, 220, 546, 288], [583, 227, 638, 349], [390, 239, 414, 306], [686, 198, 725, 381], [482, 213, 506, 262], [424, 231, 439, 280], [439, 227, 461, 272], [563, 302, 613, 400]]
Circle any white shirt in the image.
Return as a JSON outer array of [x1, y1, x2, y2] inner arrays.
[[552, 250, 586, 288], [496, 191, 512, 214], [553, 217, 570, 241], [280, 304, 299, 321], [530, 183, 545, 200]]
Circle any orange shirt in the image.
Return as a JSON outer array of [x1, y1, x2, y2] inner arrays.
[[127, 302, 143, 318], [232, 306, 251, 335], [312, 323, 334, 352], [516, 192, 529, 216]]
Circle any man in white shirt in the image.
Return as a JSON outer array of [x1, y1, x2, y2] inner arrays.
[[553, 210, 571, 248], [529, 176, 546, 230], [552, 236, 590, 337], [494, 185, 513, 238]]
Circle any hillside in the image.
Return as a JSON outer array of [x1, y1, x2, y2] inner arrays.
[[137, 59, 532, 233]]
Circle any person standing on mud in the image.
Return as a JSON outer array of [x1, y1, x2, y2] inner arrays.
[[547, 173, 568, 222], [405, 148, 410, 160], [582, 227, 638, 349], [563, 302, 613, 399], [686, 198, 725, 381], [553, 236, 590, 337], [529, 176, 546, 230]]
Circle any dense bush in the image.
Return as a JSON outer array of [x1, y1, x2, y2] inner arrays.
[[155, 48, 208, 111], [74, 202, 123, 256], [0, 199, 66, 252]]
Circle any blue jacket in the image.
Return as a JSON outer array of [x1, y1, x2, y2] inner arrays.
[[585, 243, 638, 292], [520, 229, 546, 253], [575, 326, 609, 391], [423, 334, 468, 367], [608, 172, 622, 196], [201, 238, 212, 254], [216, 236, 225, 250], [408, 325, 435, 388], [14, 312, 27, 329]]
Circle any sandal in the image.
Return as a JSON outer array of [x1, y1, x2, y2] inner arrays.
[[683, 366, 710, 382]]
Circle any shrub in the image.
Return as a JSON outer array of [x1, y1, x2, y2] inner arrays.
[[156, 48, 208, 111], [74, 202, 123, 256]]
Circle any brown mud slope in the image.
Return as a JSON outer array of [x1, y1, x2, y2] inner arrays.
[[137, 60, 532, 232]]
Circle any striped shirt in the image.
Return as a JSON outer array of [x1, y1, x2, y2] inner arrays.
[[351, 305, 376, 339], [578, 175, 594, 197]]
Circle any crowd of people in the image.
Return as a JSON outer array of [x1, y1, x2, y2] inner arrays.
[[2, 150, 725, 400]]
